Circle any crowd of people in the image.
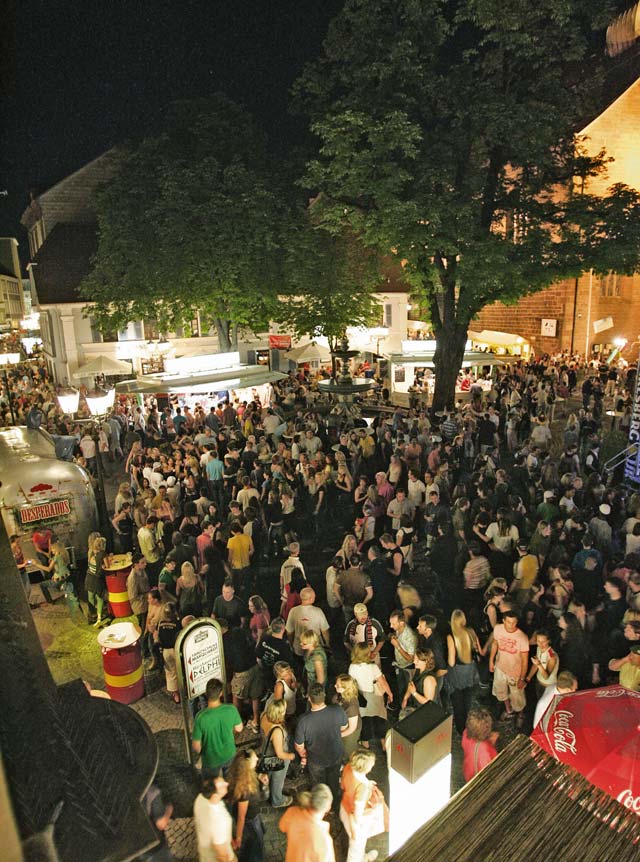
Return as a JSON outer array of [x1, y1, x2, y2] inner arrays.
[[12, 350, 640, 862]]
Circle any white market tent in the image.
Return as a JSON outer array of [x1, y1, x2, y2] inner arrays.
[[284, 341, 331, 364], [72, 354, 134, 379]]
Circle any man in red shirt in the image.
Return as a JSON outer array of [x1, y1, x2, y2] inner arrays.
[[31, 527, 52, 566]]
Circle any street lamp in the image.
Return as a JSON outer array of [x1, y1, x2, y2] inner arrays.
[[0, 352, 21, 425], [56, 387, 115, 544]]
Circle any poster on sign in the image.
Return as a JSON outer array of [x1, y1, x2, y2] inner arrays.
[[175, 619, 225, 762], [625, 358, 640, 483]]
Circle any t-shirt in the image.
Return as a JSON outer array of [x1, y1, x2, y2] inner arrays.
[[212, 595, 247, 628], [286, 604, 330, 656], [193, 794, 233, 862], [255, 634, 294, 676], [620, 662, 640, 692], [461, 730, 498, 782], [228, 533, 251, 569], [192, 704, 242, 769], [294, 705, 347, 767], [493, 624, 530, 679], [393, 625, 418, 669], [279, 807, 336, 862], [336, 569, 371, 606]]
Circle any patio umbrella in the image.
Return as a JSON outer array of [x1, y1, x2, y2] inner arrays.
[[530, 685, 640, 811], [284, 341, 331, 364], [72, 355, 133, 379]]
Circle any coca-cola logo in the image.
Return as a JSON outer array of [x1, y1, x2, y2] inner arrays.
[[595, 688, 626, 699], [552, 709, 577, 756], [617, 789, 640, 813]]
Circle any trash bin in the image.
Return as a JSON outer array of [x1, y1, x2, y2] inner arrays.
[[98, 621, 144, 704], [104, 553, 133, 618]]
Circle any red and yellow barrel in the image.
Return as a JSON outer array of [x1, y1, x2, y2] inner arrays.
[[104, 553, 133, 618], [98, 622, 145, 704]]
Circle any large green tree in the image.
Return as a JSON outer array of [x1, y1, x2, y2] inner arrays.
[[82, 95, 285, 351], [278, 215, 382, 371], [295, 0, 640, 409]]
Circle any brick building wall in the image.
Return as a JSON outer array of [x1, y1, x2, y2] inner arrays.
[[475, 77, 640, 357]]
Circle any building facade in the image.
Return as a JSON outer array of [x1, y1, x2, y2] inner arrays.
[[0, 238, 25, 330], [474, 76, 640, 358]]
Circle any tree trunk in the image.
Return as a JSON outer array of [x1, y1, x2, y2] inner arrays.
[[214, 318, 232, 352], [431, 325, 468, 412], [230, 323, 239, 350]]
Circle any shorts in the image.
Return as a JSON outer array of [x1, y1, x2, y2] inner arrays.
[[492, 665, 526, 712], [231, 665, 264, 700]]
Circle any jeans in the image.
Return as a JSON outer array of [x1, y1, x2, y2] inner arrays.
[[307, 760, 342, 812], [269, 759, 291, 806], [394, 665, 412, 706]]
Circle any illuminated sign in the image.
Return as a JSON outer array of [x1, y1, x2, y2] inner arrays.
[[19, 499, 71, 524], [625, 358, 640, 483]]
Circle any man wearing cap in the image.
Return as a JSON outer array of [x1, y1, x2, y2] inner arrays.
[[608, 644, 640, 692], [589, 504, 613, 556], [343, 603, 384, 663]]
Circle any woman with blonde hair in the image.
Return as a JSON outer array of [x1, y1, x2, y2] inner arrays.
[[259, 698, 295, 809], [334, 674, 362, 760], [396, 583, 421, 625], [227, 748, 266, 862], [176, 561, 203, 619], [300, 630, 327, 691], [270, 662, 297, 719], [85, 534, 108, 627], [339, 748, 388, 862], [349, 643, 393, 751], [446, 609, 483, 734], [337, 534, 358, 566]]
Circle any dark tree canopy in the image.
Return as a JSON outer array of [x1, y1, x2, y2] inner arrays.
[[82, 95, 286, 351], [296, 0, 640, 408]]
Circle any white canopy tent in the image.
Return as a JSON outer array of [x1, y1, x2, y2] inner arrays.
[[73, 355, 133, 379], [284, 341, 331, 364]]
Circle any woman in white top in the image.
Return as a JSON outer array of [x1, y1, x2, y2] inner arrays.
[[349, 642, 393, 752], [271, 661, 297, 718], [526, 629, 558, 698], [193, 774, 235, 862]]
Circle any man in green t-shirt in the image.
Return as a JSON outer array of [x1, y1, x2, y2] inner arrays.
[[192, 678, 243, 771], [158, 558, 178, 599]]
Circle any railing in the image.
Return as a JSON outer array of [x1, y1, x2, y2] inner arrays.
[[603, 442, 639, 479]]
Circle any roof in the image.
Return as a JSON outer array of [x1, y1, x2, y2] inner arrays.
[[389, 734, 640, 862], [32, 222, 98, 305], [116, 366, 286, 395]]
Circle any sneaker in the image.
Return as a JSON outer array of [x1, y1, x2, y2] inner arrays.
[[246, 720, 259, 734], [272, 796, 293, 809]]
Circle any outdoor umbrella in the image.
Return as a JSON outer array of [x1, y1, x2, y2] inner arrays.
[[284, 341, 331, 364], [72, 354, 133, 379], [530, 685, 640, 812]]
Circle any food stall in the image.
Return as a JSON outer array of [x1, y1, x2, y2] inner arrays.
[[468, 329, 530, 358], [388, 340, 515, 403], [116, 351, 286, 409]]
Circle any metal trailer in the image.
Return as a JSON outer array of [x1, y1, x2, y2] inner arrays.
[[0, 426, 98, 563]]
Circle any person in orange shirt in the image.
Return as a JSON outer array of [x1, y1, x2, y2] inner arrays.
[[279, 784, 335, 862], [340, 749, 387, 862]]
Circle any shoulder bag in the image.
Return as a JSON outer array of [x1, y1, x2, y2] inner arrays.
[[256, 726, 286, 773]]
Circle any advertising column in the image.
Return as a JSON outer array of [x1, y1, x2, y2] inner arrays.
[[624, 358, 640, 483]]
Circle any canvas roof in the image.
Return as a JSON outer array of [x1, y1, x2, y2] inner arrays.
[[388, 734, 640, 862]]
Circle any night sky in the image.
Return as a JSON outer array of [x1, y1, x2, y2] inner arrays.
[[0, 0, 343, 251]]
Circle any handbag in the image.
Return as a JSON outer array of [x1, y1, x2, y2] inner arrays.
[[256, 726, 286, 773], [357, 688, 368, 709]]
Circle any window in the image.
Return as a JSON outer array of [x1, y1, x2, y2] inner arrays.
[[599, 272, 620, 297], [118, 321, 145, 341], [384, 303, 393, 327]]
